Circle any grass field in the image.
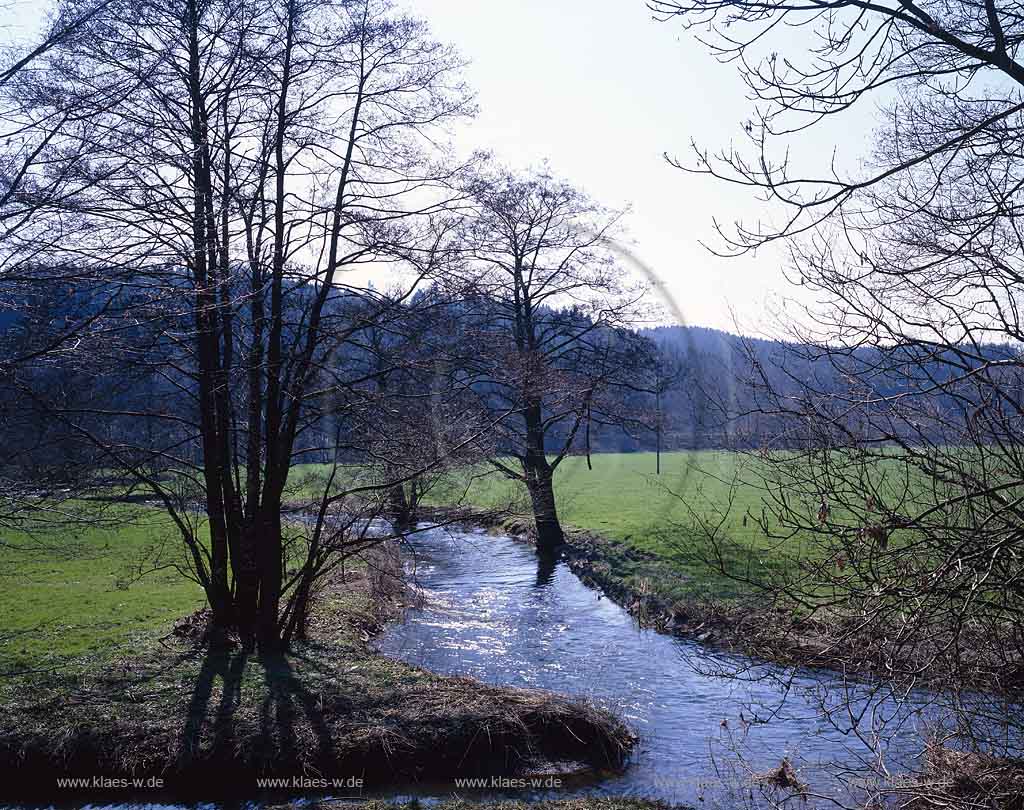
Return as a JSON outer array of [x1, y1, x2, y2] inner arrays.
[[431, 451, 765, 548], [0, 453, 774, 673], [0, 454, 732, 673], [425, 451, 803, 601], [0, 506, 204, 670], [286, 451, 832, 601], [0, 449, 909, 670], [423, 449, 966, 607]]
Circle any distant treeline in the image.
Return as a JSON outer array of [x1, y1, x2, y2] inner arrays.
[[7, 280, 1018, 474]]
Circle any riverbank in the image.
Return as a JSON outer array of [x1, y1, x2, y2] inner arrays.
[[416, 505, 1015, 694], [556, 525, 864, 673], [414, 452, 788, 602], [559, 527, 1024, 695], [419, 506, 850, 669], [0, 543, 634, 801]]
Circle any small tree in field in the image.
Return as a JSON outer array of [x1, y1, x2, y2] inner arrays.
[[452, 167, 655, 552]]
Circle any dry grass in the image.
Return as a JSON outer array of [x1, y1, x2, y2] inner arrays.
[[752, 757, 807, 796], [0, 544, 635, 800], [892, 742, 1024, 810]]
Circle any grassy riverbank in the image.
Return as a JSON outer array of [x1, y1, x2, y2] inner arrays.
[[0, 511, 634, 800], [426, 451, 785, 602]]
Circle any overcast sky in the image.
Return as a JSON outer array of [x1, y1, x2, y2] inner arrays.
[[403, 0, 877, 335]]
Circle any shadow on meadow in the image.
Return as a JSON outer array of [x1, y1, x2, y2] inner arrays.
[[0, 563, 634, 801]]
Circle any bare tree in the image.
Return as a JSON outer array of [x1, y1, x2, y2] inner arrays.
[[6, 0, 473, 651], [316, 285, 490, 526], [653, 0, 1024, 800], [449, 166, 656, 552]]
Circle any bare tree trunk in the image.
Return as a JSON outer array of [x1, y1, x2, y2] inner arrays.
[[388, 482, 412, 528], [185, 0, 234, 631], [235, 524, 260, 651], [255, 504, 284, 652], [523, 401, 564, 552], [526, 470, 564, 552]]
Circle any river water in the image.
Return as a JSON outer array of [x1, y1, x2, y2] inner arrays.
[[374, 524, 934, 807], [14, 524, 971, 810]]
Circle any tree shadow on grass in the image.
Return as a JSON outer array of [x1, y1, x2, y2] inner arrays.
[[180, 647, 248, 760], [179, 646, 335, 770], [259, 651, 335, 766]]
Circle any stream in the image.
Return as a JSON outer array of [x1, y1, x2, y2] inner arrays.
[[13, 524, 977, 810], [373, 524, 936, 806]]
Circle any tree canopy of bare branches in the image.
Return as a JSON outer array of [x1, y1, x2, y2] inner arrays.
[[0, 0, 475, 651], [447, 165, 657, 552], [654, 0, 1024, 792]]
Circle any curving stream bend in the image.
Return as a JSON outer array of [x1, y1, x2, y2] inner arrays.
[[15, 523, 950, 810], [375, 524, 933, 806]]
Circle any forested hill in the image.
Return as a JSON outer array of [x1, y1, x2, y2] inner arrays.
[[574, 324, 797, 453], [627, 324, 788, 451], [6, 284, 1016, 458], [647, 324, 756, 354], [630, 324, 1024, 452]]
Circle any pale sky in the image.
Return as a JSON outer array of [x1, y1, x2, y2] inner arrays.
[[3, 0, 879, 336], [402, 0, 876, 335]]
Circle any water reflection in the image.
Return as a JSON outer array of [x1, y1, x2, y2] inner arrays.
[[377, 525, 933, 806], [16, 525, 959, 810], [534, 550, 558, 588]]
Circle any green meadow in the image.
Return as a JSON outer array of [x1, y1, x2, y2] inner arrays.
[[0, 452, 773, 672], [0, 507, 204, 670], [289, 450, 865, 600], [432, 451, 766, 548], [426, 451, 804, 601], [0, 449, 936, 670], [425, 449, 949, 603]]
